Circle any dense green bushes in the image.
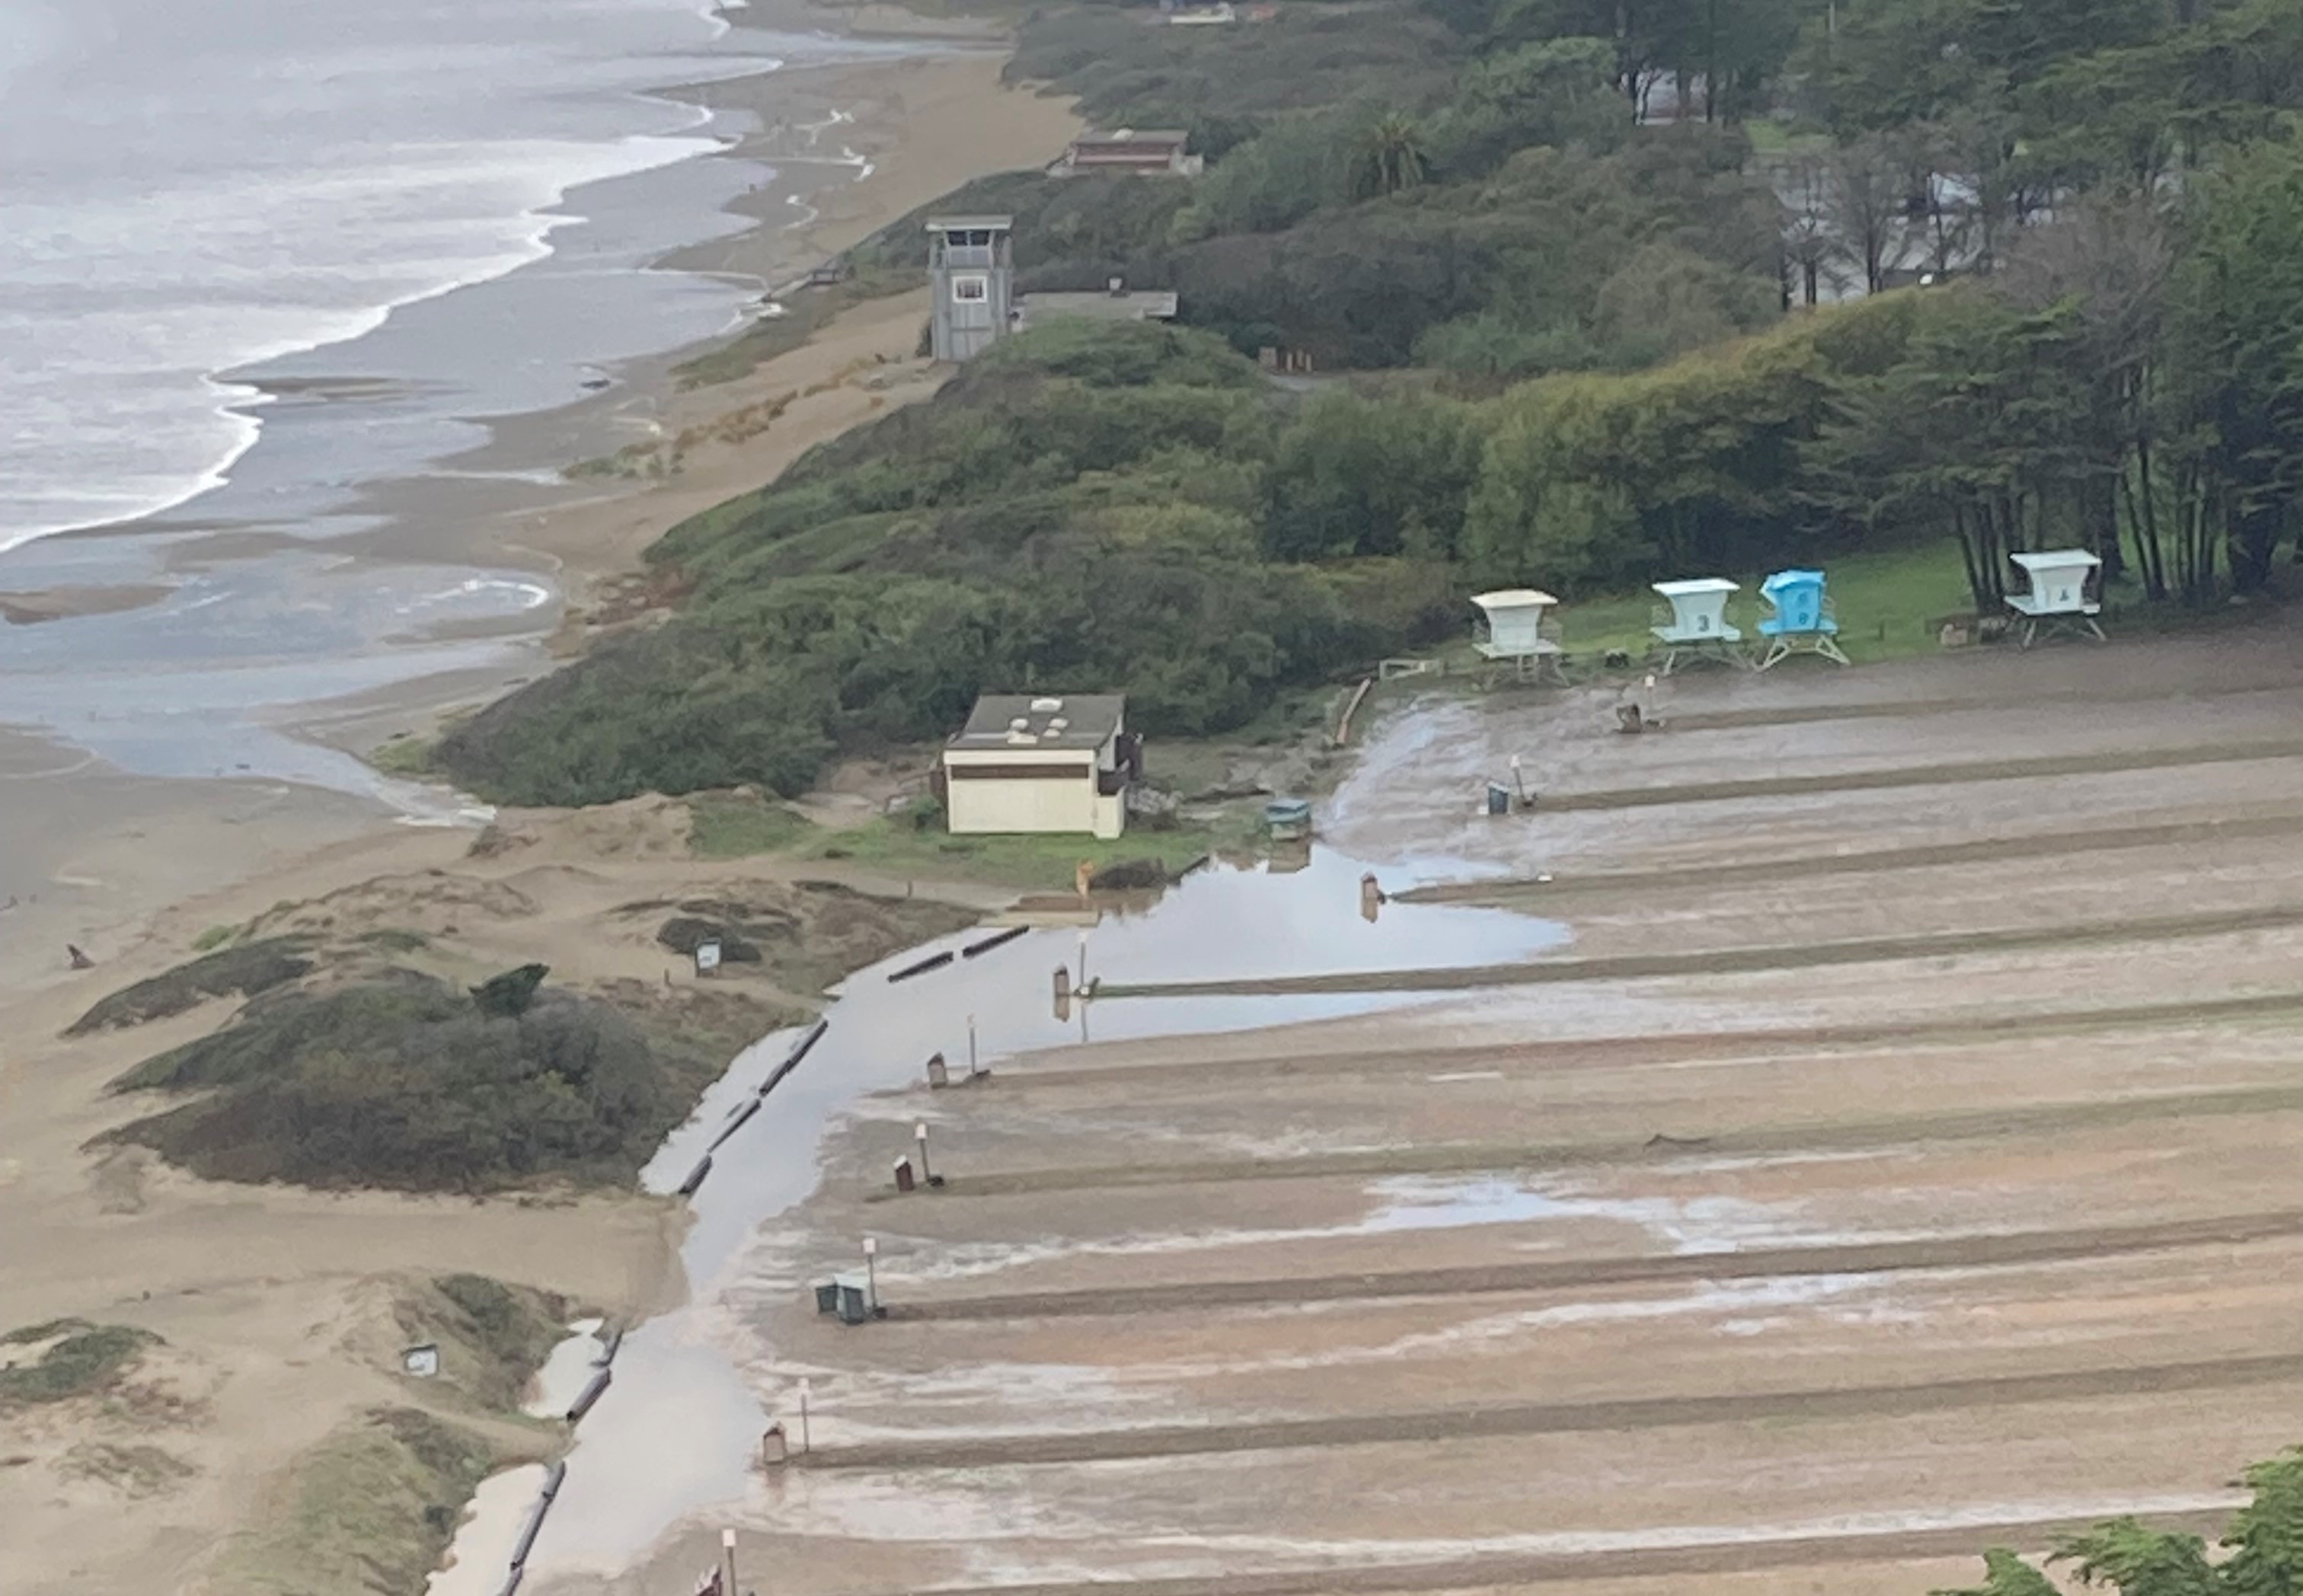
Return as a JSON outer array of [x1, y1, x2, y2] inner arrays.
[[442, 306, 1959, 808], [442, 324, 1463, 804], [107, 969, 717, 1191], [850, 0, 1784, 375]]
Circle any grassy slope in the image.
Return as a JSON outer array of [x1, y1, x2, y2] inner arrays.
[[0, 1320, 161, 1408]]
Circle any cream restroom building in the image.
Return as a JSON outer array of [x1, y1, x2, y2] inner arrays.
[[938, 694, 1139, 839]]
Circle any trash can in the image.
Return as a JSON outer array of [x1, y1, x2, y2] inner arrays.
[[1486, 782, 1511, 816], [813, 1281, 839, 1316]]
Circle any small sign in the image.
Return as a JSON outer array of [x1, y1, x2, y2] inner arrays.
[[401, 1343, 439, 1377], [695, 940, 723, 975]]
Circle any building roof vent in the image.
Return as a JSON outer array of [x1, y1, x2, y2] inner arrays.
[[1009, 717, 1030, 730], [1047, 717, 1069, 731], [1007, 729, 1039, 745], [1030, 696, 1064, 712]]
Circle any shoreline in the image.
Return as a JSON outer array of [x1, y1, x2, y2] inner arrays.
[[0, 21, 1080, 998], [0, 10, 1079, 1592]]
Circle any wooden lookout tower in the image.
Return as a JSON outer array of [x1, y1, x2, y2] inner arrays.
[[927, 215, 1014, 362]]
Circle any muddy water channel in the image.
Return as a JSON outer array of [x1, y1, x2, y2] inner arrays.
[[495, 841, 1566, 1585]]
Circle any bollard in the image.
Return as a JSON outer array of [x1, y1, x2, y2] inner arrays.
[[962, 925, 1028, 959], [676, 1154, 713, 1199], [887, 950, 954, 983], [565, 1368, 612, 1424], [708, 1098, 759, 1151], [508, 1489, 554, 1568]]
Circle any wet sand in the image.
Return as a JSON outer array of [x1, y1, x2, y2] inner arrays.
[[557, 627, 2303, 1596], [0, 14, 1080, 1594]]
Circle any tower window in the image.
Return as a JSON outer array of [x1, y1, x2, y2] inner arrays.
[[952, 274, 989, 302]]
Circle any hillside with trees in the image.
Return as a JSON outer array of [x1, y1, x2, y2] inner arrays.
[[440, 0, 2303, 806]]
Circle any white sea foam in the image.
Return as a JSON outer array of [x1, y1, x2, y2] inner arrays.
[[0, 0, 788, 553]]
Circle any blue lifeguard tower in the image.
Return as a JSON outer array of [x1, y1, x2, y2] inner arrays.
[[1755, 568, 1848, 670]]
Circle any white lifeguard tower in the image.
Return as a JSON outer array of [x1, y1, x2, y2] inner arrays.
[[1650, 578, 1742, 673], [1471, 589, 1567, 684], [2008, 549, 2105, 647]]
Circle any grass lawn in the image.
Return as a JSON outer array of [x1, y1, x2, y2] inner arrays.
[[690, 790, 1259, 890], [1742, 116, 1834, 158], [1546, 541, 1978, 669]]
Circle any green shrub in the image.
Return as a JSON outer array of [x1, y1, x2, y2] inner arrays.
[[67, 938, 315, 1036], [0, 1322, 160, 1407], [107, 972, 717, 1192]]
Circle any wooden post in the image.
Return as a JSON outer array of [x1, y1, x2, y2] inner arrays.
[[721, 1527, 739, 1596]]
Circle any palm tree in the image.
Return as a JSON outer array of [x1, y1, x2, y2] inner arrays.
[[1353, 112, 1429, 200]]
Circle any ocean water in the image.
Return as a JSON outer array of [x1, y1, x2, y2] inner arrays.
[[0, 0, 788, 550], [0, 0, 914, 794]]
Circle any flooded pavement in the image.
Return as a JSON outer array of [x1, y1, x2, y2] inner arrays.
[[514, 839, 1568, 1584], [520, 636, 2303, 1596]]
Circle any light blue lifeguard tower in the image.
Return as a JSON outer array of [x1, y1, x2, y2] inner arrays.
[[1755, 568, 1848, 670], [1650, 578, 1743, 673], [2008, 549, 2105, 647]]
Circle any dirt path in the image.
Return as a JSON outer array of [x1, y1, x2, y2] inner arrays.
[[887, 1209, 2303, 1321], [1006, 988, 2303, 1089], [1097, 902, 2303, 998], [797, 1349, 2303, 1470], [829, 1513, 2238, 1596], [1519, 733, 2303, 811], [1394, 809, 2303, 904]]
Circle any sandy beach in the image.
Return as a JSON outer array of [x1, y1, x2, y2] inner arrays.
[[0, 11, 1076, 1592]]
